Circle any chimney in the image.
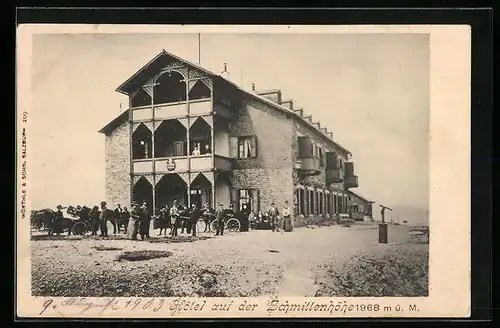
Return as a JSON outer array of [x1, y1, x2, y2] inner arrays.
[[313, 122, 321, 130], [327, 132, 333, 139], [321, 127, 328, 134], [281, 99, 294, 110], [221, 63, 231, 80], [293, 108, 304, 117], [257, 89, 281, 103], [252, 83, 256, 91], [304, 115, 312, 123]]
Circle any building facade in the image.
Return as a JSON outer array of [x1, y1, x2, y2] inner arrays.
[[347, 191, 374, 221], [99, 50, 362, 227]]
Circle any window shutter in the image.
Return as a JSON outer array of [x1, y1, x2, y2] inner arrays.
[[298, 137, 313, 158], [250, 136, 257, 158], [251, 189, 260, 213], [326, 152, 339, 169], [229, 137, 238, 158]]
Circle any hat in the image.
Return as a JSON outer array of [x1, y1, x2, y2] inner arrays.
[[131, 201, 138, 206], [56, 205, 63, 210], [100, 201, 107, 206]]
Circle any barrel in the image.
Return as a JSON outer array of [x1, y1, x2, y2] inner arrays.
[[379, 223, 388, 243]]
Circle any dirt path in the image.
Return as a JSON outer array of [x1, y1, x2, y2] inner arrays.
[[31, 223, 415, 297]]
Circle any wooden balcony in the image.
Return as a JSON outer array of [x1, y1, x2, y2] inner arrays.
[[132, 154, 231, 175], [295, 157, 321, 176], [326, 168, 344, 184], [214, 155, 232, 171], [345, 175, 359, 189]]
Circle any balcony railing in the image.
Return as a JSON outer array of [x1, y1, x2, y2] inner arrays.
[[345, 175, 359, 188], [295, 157, 321, 175], [130, 99, 213, 122], [131, 154, 231, 175]]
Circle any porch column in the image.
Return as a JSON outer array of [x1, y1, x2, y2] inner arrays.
[[186, 117, 191, 160], [211, 184, 216, 209], [187, 173, 191, 207], [211, 121, 215, 167], [152, 185, 156, 217]]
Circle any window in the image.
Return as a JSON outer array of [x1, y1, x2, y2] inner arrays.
[[238, 189, 259, 212], [308, 190, 314, 214], [319, 192, 323, 214], [299, 189, 305, 215], [327, 194, 330, 213], [239, 189, 252, 211], [238, 136, 257, 159]]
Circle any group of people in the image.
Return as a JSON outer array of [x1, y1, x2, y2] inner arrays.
[[246, 201, 294, 232], [52, 198, 294, 238]]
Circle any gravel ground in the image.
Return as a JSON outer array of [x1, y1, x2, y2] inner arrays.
[[31, 223, 428, 297]]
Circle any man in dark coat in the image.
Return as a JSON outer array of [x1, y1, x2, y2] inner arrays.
[[53, 205, 65, 236], [139, 202, 150, 240], [215, 203, 225, 236], [121, 206, 131, 234], [269, 202, 280, 232], [89, 206, 100, 235], [114, 204, 123, 233], [188, 203, 202, 237], [99, 201, 109, 237], [239, 204, 250, 232]]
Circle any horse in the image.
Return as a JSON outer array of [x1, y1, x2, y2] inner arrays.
[[100, 208, 119, 234], [200, 208, 215, 232], [31, 209, 74, 236]]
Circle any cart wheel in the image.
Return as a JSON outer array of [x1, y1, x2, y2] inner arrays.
[[226, 218, 240, 232], [72, 222, 87, 235], [210, 220, 217, 232]]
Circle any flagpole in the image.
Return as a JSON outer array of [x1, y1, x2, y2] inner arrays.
[[198, 33, 201, 65]]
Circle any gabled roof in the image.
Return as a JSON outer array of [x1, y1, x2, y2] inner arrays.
[[101, 49, 352, 156], [348, 191, 373, 203], [98, 110, 129, 135]]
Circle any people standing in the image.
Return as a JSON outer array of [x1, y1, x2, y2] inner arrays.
[[127, 202, 140, 240], [282, 201, 293, 232], [89, 206, 100, 235], [215, 203, 225, 236], [269, 202, 280, 232], [99, 201, 109, 237], [248, 210, 256, 230], [169, 200, 180, 237], [189, 203, 202, 237], [139, 201, 150, 240], [121, 206, 130, 234], [53, 205, 64, 236], [114, 204, 123, 233], [157, 206, 169, 236], [239, 204, 250, 232]]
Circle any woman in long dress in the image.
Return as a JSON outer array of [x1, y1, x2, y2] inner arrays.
[[127, 202, 140, 240], [282, 201, 293, 232]]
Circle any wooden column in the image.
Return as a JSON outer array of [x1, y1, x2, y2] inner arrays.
[[129, 92, 134, 207], [151, 81, 156, 216], [210, 81, 215, 167]]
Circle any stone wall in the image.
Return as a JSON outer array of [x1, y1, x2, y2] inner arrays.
[[229, 98, 295, 212], [104, 121, 131, 207]]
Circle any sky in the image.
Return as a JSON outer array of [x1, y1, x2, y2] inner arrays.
[[29, 32, 429, 221]]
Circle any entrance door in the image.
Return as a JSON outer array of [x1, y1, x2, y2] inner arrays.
[[173, 141, 184, 157], [190, 189, 202, 207]]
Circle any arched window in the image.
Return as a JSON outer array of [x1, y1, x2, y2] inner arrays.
[[153, 71, 187, 104]]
